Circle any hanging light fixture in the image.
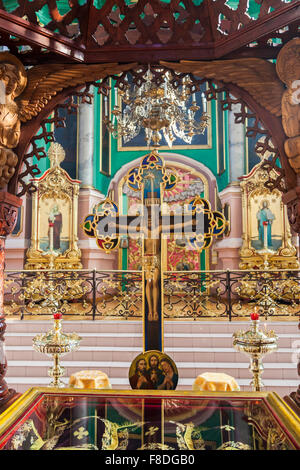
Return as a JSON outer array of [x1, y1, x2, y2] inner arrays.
[[103, 68, 210, 148]]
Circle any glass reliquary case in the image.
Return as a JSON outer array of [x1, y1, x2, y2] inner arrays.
[[0, 388, 299, 450]]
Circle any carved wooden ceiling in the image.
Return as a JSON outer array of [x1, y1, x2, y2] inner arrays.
[[0, 0, 299, 64]]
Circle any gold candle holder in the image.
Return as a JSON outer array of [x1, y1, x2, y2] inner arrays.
[[32, 314, 81, 388], [233, 316, 277, 392]]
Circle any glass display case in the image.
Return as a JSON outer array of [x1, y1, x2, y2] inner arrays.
[[0, 388, 299, 450]]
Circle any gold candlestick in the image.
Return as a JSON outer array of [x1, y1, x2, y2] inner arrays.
[[33, 315, 81, 388], [233, 317, 277, 392]]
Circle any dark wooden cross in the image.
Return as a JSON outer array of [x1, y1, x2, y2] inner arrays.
[[83, 150, 226, 352]]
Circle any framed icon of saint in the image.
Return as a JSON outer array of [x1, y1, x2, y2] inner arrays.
[[25, 143, 82, 270]]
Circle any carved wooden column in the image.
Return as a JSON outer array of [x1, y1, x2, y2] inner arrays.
[[0, 191, 22, 410], [275, 38, 300, 415]]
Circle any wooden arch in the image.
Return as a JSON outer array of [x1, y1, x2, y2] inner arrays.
[[7, 59, 298, 230]]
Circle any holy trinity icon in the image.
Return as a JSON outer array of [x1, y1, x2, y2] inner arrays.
[[129, 350, 178, 391]]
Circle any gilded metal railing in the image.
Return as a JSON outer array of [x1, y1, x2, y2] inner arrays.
[[4, 269, 300, 320], [4, 269, 143, 320], [163, 269, 300, 320]]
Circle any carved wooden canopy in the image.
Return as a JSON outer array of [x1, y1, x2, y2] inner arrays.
[[0, 0, 298, 65]]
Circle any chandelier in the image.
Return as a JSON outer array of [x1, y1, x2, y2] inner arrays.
[[103, 69, 210, 148]]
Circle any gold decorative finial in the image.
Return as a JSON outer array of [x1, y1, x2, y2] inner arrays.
[[48, 142, 65, 168]]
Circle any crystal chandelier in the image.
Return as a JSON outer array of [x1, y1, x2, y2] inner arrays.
[[103, 69, 210, 148]]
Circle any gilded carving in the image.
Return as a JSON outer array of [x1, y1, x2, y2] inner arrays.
[[25, 143, 82, 270], [239, 163, 299, 270], [245, 402, 291, 450]]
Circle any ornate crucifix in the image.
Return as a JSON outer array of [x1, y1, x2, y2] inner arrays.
[[83, 150, 226, 351]]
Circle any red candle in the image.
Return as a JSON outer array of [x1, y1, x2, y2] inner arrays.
[[54, 313, 62, 320], [251, 312, 259, 321]]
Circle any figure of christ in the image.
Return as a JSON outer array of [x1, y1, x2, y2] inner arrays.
[[142, 200, 198, 323], [144, 216, 161, 322], [111, 210, 164, 322], [105, 197, 197, 323], [48, 205, 63, 251], [111, 204, 162, 323], [146, 354, 164, 389], [142, 209, 197, 322]]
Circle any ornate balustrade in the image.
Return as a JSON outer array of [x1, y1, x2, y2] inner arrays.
[[163, 269, 300, 320], [3, 268, 300, 320]]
